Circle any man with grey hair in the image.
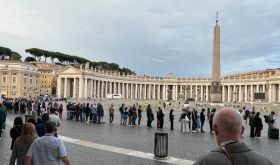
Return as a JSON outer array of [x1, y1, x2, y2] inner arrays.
[[194, 107, 273, 165]]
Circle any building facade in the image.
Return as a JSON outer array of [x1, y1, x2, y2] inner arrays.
[[57, 66, 280, 103], [0, 61, 40, 98]]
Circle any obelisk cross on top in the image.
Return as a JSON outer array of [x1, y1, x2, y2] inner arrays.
[[212, 11, 220, 82], [210, 11, 222, 103]]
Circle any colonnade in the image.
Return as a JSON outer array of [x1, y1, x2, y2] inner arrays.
[[57, 67, 280, 103]]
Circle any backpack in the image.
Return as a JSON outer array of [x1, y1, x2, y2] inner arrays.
[[264, 115, 272, 123]]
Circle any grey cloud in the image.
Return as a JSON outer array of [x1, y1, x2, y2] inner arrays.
[[0, 0, 280, 77]]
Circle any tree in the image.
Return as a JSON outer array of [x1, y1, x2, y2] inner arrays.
[[10, 52, 22, 61], [25, 48, 43, 61], [25, 56, 37, 62], [0, 46, 12, 60]]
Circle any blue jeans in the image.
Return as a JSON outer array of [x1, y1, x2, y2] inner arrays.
[[120, 113, 124, 124], [123, 115, 127, 125], [80, 112, 83, 121]]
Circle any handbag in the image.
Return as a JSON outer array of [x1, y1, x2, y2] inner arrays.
[[185, 116, 190, 122]]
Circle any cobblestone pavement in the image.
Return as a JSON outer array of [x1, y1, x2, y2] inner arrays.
[[1, 102, 279, 165]]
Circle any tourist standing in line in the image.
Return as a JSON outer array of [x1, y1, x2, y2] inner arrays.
[[128, 107, 133, 126], [36, 113, 49, 137], [89, 104, 94, 122], [200, 109, 205, 133], [137, 105, 142, 127], [49, 108, 61, 128], [119, 103, 125, 125], [109, 104, 114, 124], [146, 104, 154, 128], [191, 109, 198, 132], [0, 104, 5, 140], [157, 107, 164, 129], [92, 103, 97, 123], [58, 104, 63, 119], [75, 103, 80, 121], [209, 109, 216, 134], [85, 103, 91, 123], [194, 108, 273, 165], [97, 103, 103, 124], [123, 107, 128, 125], [10, 116, 23, 150], [249, 111, 256, 137], [26, 121, 71, 165], [9, 122, 37, 165], [267, 111, 276, 137], [169, 109, 174, 130], [132, 105, 137, 126], [253, 112, 263, 138]]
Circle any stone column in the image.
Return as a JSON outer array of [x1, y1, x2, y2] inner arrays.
[[157, 85, 160, 100], [153, 84, 156, 99], [278, 84, 280, 102], [96, 80, 100, 98], [57, 77, 62, 98], [79, 78, 84, 99], [190, 85, 193, 98], [126, 83, 129, 99], [227, 85, 230, 102], [105, 81, 108, 97], [195, 85, 198, 101], [250, 85, 254, 102], [84, 78, 88, 98], [118, 82, 121, 95], [244, 85, 248, 102], [93, 80, 96, 98], [90, 79, 93, 98], [109, 82, 112, 94], [101, 81, 104, 98], [139, 84, 142, 99], [144, 84, 147, 99], [114, 82, 117, 94], [239, 85, 242, 102], [256, 84, 259, 92], [206, 85, 209, 101], [268, 84, 272, 102], [263, 84, 265, 93], [222, 85, 225, 102], [200, 85, 203, 101], [147, 84, 151, 99], [130, 83, 133, 99], [122, 83, 125, 98], [64, 78, 67, 98]]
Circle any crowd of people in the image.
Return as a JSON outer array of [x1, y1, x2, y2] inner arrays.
[[0, 97, 278, 165]]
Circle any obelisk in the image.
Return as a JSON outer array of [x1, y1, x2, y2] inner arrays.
[[210, 12, 222, 102]]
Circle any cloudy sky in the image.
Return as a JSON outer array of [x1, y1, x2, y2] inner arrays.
[[1, 0, 280, 77]]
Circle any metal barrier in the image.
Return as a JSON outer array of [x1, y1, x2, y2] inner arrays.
[[154, 132, 168, 159]]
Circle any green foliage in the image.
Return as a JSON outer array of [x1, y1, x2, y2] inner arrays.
[[25, 56, 37, 62], [24, 47, 134, 74], [10, 52, 21, 61], [0, 46, 12, 60]]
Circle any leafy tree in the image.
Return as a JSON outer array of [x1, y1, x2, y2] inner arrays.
[[25, 48, 43, 61], [10, 52, 22, 61], [0, 46, 12, 60], [24, 56, 37, 62]]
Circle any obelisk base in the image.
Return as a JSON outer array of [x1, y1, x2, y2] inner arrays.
[[210, 81, 222, 103]]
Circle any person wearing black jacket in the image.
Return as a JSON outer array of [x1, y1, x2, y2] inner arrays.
[[85, 103, 91, 123], [253, 112, 263, 138], [10, 116, 23, 150], [137, 106, 142, 127], [157, 107, 164, 129], [200, 109, 205, 132], [169, 109, 174, 130], [249, 111, 255, 137], [146, 104, 154, 128]]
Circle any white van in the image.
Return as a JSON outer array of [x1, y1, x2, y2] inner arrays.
[[106, 94, 121, 99]]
